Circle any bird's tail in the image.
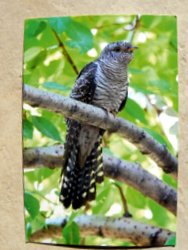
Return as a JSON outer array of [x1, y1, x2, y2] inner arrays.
[[60, 120, 104, 209]]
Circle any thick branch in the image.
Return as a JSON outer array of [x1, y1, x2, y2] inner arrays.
[[29, 215, 175, 247], [24, 145, 177, 215], [23, 84, 178, 179]]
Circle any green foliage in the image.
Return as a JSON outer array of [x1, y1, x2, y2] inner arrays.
[[24, 191, 40, 219], [62, 221, 80, 245], [23, 14, 178, 247], [23, 119, 33, 139], [32, 115, 62, 142], [57, 212, 81, 244], [92, 180, 115, 214], [43, 81, 71, 92], [122, 98, 147, 124], [25, 222, 32, 241], [165, 235, 176, 246], [49, 17, 93, 53]]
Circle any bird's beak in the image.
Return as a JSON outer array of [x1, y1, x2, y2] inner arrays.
[[128, 46, 138, 52]]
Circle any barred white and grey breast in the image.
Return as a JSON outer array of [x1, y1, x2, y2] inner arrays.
[[92, 60, 129, 113]]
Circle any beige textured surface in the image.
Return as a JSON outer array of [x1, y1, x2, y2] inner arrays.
[[0, 0, 187, 249]]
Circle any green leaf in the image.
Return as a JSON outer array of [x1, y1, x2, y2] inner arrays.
[[30, 214, 45, 233], [144, 127, 174, 153], [123, 98, 147, 124], [67, 212, 79, 226], [141, 15, 162, 29], [49, 17, 70, 34], [24, 47, 43, 63], [36, 168, 54, 182], [147, 199, 169, 227], [32, 115, 61, 141], [43, 81, 70, 92], [92, 184, 114, 215], [129, 68, 144, 74], [149, 79, 170, 93], [25, 20, 47, 38], [24, 191, 40, 219], [144, 127, 168, 146], [163, 173, 177, 189], [25, 222, 32, 241], [62, 221, 80, 245], [49, 17, 93, 53], [165, 235, 176, 246], [23, 119, 33, 139], [131, 83, 155, 96], [126, 186, 146, 209]]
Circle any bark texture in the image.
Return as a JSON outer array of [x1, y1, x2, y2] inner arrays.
[[29, 215, 175, 247], [24, 145, 177, 215], [24, 84, 178, 179]]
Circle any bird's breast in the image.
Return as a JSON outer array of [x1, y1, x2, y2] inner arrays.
[[92, 73, 128, 113]]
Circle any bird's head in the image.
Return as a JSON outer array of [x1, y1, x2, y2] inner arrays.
[[99, 41, 138, 65]]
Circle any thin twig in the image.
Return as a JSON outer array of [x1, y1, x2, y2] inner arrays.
[[113, 183, 132, 217], [52, 29, 79, 75], [32, 190, 57, 206], [127, 15, 140, 43]]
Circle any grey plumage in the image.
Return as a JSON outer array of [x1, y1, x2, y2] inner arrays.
[[60, 41, 137, 209]]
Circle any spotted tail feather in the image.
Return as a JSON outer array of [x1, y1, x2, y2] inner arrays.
[[60, 121, 104, 209], [81, 133, 104, 203]]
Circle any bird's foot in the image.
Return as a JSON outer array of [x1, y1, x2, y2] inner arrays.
[[101, 107, 116, 119]]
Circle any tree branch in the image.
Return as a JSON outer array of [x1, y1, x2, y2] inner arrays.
[[23, 145, 177, 215], [23, 84, 178, 179], [29, 215, 175, 247]]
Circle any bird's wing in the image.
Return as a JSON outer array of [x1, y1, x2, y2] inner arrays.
[[60, 61, 103, 209], [62, 62, 98, 174], [118, 84, 129, 112], [70, 61, 97, 103]]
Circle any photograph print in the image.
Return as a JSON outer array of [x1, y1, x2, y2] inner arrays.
[[23, 14, 178, 248]]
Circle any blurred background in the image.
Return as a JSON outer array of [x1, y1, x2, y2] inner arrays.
[[23, 15, 178, 247]]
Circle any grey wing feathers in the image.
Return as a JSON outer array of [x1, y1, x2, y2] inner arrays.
[[71, 62, 97, 103], [60, 61, 105, 209], [118, 86, 128, 112]]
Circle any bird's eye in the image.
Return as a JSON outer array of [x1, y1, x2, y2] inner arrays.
[[114, 47, 121, 52]]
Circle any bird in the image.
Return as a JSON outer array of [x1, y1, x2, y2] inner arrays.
[[59, 41, 137, 209]]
